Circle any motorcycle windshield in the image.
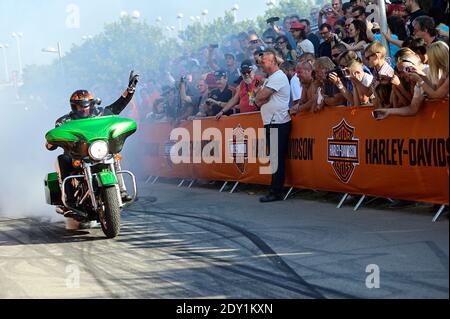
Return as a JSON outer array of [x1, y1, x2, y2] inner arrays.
[[46, 116, 137, 154]]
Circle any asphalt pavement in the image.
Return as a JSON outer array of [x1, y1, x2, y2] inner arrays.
[[0, 181, 448, 299]]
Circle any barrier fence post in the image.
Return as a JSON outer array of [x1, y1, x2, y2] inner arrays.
[[188, 180, 195, 188], [354, 195, 366, 211], [177, 179, 185, 188], [151, 176, 159, 184], [337, 193, 349, 208], [284, 187, 294, 201], [230, 182, 239, 194], [145, 176, 153, 184], [219, 181, 228, 192], [432, 205, 447, 223]]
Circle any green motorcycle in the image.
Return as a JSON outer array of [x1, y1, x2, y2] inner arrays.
[[44, 116, 137, 238]]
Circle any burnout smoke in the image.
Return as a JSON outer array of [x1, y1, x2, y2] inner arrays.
[[0, 91, 63, 222]]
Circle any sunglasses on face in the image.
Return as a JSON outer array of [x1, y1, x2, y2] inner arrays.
[[277, 41, 286, 45], [242, 71, 252, 76], [365, 53, 377, 60], [332, 53, 340, 58], [320, 31, 330, 36], [249, 40, 259, 44]]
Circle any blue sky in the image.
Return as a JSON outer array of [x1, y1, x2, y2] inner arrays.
[[0, 0, 270, 70]]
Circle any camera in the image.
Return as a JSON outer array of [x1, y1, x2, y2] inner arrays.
[[266, 17, 280, 24], [326, 66, 346, 80], [180, 75, 187, 83], [209, 44, 219, 49], [404, 66, 415, 73], [372, 110, 383, 120]]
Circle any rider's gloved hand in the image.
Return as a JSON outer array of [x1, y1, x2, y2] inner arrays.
[[127, 71, 139, 94]]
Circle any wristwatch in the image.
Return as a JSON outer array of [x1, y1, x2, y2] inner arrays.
[[337, 83, 344, 90]]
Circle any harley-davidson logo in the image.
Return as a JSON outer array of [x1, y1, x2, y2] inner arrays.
[[229, 124, 248, 174], [327, 120, 359, 183]]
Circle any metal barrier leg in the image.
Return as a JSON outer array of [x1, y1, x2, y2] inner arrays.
[[230, 182, 239, 194], [145, 176, 153, 184], [284, 187, 294, 201], [188, 180, 195, 188], [177, 179, 185, 188], [432, 205, 447, 223], [337, 193, 349, 209], [354, 195, 366, 211], [219, 181, 228, 193], [151, 176, 159, 185]]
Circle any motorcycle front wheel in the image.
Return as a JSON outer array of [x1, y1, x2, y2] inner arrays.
[[100, 186, 121, 238]]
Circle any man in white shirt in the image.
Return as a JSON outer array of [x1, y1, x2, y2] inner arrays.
[[280, 61, 302, 108], [255, 49, 292, 203]]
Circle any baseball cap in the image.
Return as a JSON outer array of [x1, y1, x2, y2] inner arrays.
[[224, 52, 236, 60], [240, 60, 254, 73], [214, 70, 227, 79], [290, 22, 306, 31]]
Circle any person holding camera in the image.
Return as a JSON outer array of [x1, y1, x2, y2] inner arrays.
[[312, 57, 346, 112], [318, 23, 342, 59], [318, 0, 343, 28]]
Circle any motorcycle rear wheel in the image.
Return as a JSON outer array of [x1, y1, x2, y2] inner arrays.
[[100, 186, 121, 238]]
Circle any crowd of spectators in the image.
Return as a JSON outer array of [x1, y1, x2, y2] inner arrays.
[[134, 0, 449, 124]]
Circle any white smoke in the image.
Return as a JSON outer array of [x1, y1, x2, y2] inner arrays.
[[0, 90, 64, 222]]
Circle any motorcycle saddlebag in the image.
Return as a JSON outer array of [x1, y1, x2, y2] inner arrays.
[[45, 172, 63, 205]]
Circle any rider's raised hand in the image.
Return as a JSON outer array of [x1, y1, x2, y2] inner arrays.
[[127, 71, 140, 94]]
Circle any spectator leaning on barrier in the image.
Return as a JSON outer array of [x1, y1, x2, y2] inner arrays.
[[280, 61, 302, 108], [404, 41, 449, 99], [347, 59, 374, 105], [205, 70, 233, 117], [374, 48, 428, 119], [363, 42, 398, 107], [254, 49, 292, 203], [216, 60, 264, 119], [290, 61, 317, 114], [313, 56, 347, 111]]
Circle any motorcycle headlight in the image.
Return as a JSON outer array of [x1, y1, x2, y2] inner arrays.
[[88, 141, 109, 161]]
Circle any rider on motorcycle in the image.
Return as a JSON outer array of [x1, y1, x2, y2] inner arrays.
[[46, 71, 139, 207]]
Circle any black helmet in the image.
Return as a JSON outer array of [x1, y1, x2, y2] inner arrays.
[[70, 90, 95, 112]]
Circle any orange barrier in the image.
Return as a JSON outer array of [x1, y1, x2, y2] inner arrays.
[[138, 99, 449, 205]]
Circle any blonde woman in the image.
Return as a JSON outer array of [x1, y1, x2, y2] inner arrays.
[[407, 41, 449, 99]]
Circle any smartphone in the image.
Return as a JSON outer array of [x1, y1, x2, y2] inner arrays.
[[372, 111, 383, 120]]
